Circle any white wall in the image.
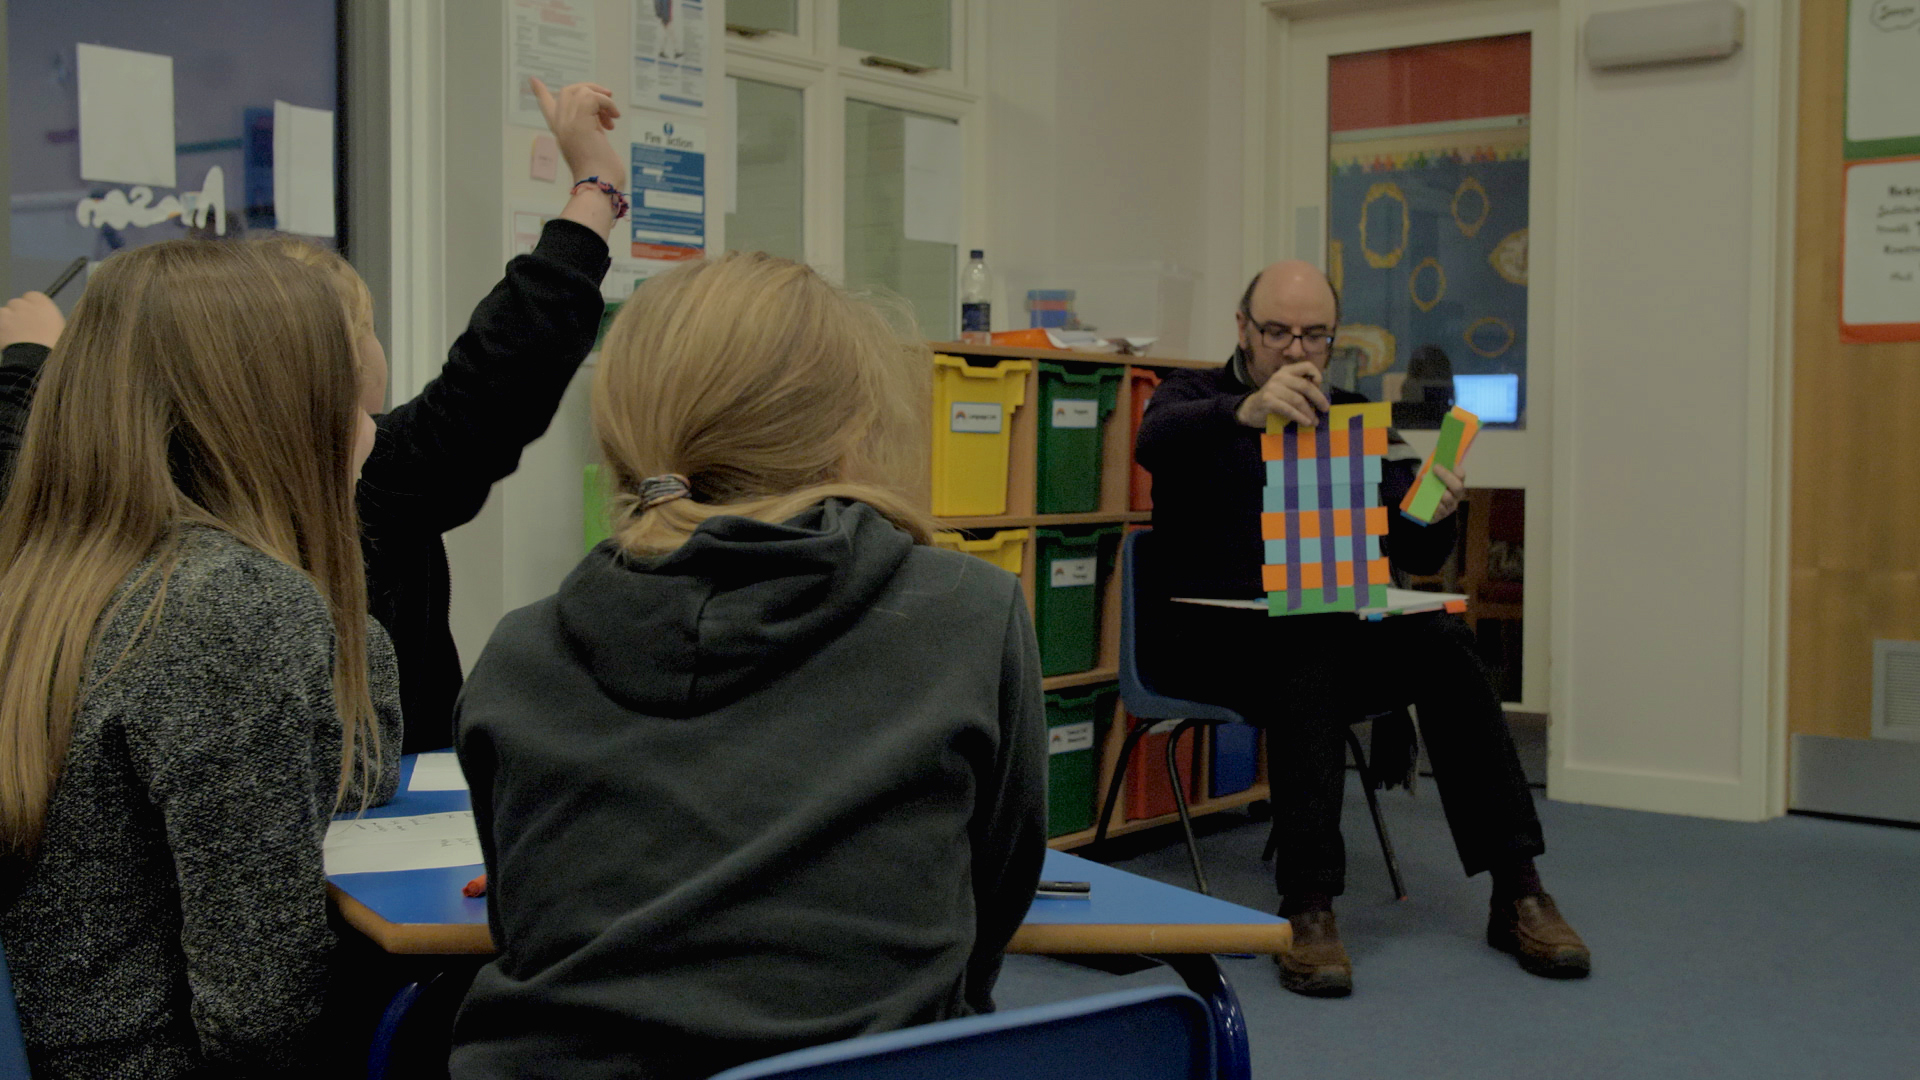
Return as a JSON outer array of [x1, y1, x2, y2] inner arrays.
[[985, 0, 1249, 362]]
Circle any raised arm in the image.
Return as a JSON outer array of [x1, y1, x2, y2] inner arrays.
[[361, 81, 625, 532]]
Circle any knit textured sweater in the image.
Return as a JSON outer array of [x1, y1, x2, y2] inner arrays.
[[0, 525, 403, 1079], [451, 500, 1049, 1080]]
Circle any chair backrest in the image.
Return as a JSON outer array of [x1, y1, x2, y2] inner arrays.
[[1118, 529, 1241, 724], [0, 939, 33, 1079], [707, 986, 1213, 1080]]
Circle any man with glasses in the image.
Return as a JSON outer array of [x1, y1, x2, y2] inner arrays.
[[1135, 260, 1588, 998]]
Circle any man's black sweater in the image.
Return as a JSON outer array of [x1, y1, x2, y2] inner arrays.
[[0, 220, 610, 752], [1134, 357, 1457, 599]]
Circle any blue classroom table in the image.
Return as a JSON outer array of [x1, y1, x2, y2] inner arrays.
[[328, 756, 1288, 1079]]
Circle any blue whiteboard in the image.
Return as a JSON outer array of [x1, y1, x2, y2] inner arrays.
[[7, 0, 340, 306]]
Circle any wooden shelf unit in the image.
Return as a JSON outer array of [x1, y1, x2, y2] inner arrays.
[[929, 343, 1266, 851]]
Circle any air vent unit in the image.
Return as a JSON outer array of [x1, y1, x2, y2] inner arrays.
[[1871, 640, 1920, 743]]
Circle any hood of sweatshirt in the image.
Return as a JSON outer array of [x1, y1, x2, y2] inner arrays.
[[555, 498, 913, 717]]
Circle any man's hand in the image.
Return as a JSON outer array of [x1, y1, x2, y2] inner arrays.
[[1430, 465, 1466, 522], [532, 78, 624, 184], [0, 292, 64, 351], [1235, 360, 1331, 429]]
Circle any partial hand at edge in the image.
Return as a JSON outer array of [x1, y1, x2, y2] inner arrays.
[[0, 292, 64, 351]]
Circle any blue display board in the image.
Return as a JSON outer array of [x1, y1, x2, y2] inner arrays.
[[6, 0, 340, 304]]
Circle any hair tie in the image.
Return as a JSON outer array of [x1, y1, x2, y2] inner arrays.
[[638, 473, 691, 511]]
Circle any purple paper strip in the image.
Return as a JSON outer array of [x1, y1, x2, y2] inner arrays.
[[1315, 426, 1336, 601], [1284, 427, 1301, 610], [1349, 414, 1369, 603]]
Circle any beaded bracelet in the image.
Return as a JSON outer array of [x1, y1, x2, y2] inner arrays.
[[571, 176, 631, 221]]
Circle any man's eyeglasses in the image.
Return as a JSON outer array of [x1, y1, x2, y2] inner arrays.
[[1241, 307, 1336, 353]]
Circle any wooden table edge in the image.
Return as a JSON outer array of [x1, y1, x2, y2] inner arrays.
[[1006, 922, 1292, 956], [328, 884, 495, 955], [329, 886, 1292, 959]]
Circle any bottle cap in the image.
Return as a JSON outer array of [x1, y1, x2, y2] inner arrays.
[[970, 249, 984, 259]]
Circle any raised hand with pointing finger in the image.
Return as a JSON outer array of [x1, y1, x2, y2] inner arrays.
[[531, 78, 627, 239]]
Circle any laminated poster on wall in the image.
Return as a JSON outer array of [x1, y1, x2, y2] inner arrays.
[[632, 0, 707, 113], [1841, 155, 1920, 343], [629, 114, 707, 276], [506, 0, 597, 130], [1846, 0, 1920, 161]]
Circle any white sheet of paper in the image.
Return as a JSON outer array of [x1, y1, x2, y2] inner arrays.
[[903, 116, 963, 246], [407, 753, 469, 792], [77, 44, 176, 189], [507, 0, 598, 130], [1847, 0, 1920, 144], [1172, 588, 1467, 617], [273, 102, 336, 237], [324, 811, 482, 875], [1843, 157, 1920, 327]]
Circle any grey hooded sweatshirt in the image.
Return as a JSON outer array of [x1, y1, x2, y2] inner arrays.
[[450, 499, 1048, 1080]]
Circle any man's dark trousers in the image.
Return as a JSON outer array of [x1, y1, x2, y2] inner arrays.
[[1158, 601, 1544, 897]]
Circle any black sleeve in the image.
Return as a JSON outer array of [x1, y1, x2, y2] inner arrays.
[[361, 219, 610, 534], [963, 586, 1048, 1013], [1133, 371, 1247, 477], [1380, 455, 1458, 576], [0, 342, 51, 490]]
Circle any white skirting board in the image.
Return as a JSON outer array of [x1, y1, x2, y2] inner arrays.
[[1791, 735, 1920, 825]]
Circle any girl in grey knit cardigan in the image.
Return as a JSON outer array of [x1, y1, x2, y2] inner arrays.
[[0, 240, 401, 1079]]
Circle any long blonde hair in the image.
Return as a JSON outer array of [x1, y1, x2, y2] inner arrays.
[[0, 240, 380, 857], [594, 252, 934, 553], [250, 234, 377, 343]]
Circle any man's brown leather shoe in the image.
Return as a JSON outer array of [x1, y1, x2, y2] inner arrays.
[[1276, 908, 1353, 997], [1488, 893, 1591, 979]]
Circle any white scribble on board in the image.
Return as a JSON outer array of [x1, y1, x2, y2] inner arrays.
[[75, 166, 226, 234]]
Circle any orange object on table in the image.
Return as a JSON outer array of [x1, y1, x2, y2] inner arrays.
[[988, 327, 1053, 347]]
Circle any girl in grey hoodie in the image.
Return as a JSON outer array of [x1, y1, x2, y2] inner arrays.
[[450, 252, 1049, 1080]]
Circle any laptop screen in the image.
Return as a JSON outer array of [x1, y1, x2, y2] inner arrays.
[[1452, 374, 1521, 424]]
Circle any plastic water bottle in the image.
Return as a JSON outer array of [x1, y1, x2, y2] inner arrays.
[[961, 250, 991, 344]]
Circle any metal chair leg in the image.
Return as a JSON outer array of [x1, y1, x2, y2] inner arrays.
[[1156, 953, 1251, 1080], [1095, 718, 1154, 844], [1346, 726, 1408, 901], [1167, 718, 1210, 895]]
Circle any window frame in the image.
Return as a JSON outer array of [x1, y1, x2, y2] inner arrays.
[[724, 0, 984, 302]]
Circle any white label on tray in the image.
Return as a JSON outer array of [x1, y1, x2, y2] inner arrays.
[[1050, 556, 1096, 587], [950, 402, 1003, 433], [1051, 398, 1098, 429], [1049, 721, 1095, 755]]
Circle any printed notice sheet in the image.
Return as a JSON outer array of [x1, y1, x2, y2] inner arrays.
[[903, 116, 963, 245], [508, 0, 597, 130], [632, 0, 707, 112], [1842, 156, 1920, 341], [77, 44, 176, 189], [629, 115, 707, 264], [272, 101, 336, 237], [1848, 0, 1920, 153], [324, 811, 483, 876]]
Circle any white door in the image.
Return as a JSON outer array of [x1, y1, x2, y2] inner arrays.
[[1263, 0, 1560, 714]]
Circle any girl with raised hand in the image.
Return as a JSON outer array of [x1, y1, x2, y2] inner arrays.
[[450, 253, 1049, 1080], [0, 78, 627, 754], [0, 240, 400, 1079]]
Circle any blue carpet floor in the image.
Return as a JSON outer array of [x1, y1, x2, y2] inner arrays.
[[994, 784, 1920, 1079]]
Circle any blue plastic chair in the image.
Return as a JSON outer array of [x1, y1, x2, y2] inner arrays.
[[1104, 528, 1408, 900], [1, 939, 32, 1079], [707, 986, 1214, 1080], [1099, 528, 1252, 895]]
